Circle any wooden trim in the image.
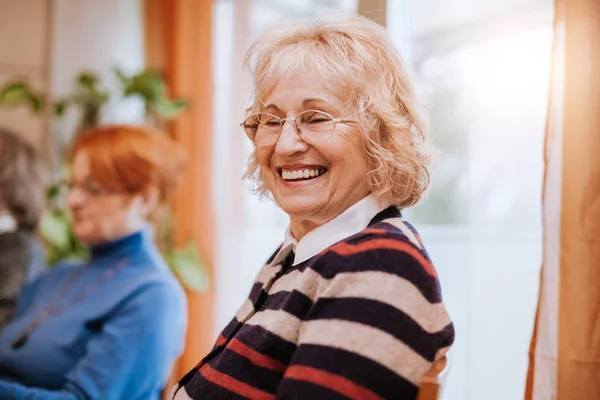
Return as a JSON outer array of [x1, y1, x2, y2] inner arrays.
[[417, 356, 449, 400], [358, 0, 386, 27], [143, 0, 167, 73], [144, 0, 216, 382], [43, 0, 56, 163]]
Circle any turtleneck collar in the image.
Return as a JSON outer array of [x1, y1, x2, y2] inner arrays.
[[89, 227, 149, 259]]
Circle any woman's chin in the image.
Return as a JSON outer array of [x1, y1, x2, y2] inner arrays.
[[277, 200, 324, 220], [72, 226, 94, 246]]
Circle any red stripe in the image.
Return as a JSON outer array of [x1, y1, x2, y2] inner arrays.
[[285, 365, 385, 400], [362, 228, 388, 235], [200, 364, 275, 400], [214, 334, 227, 347], [228, 338, 286, 372], [330, 238, 437, 278]]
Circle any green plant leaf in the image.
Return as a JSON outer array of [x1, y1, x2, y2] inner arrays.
[[39, 209, 72, 251], [46, 184, 61, 201], [40, 204, 88, 265], [114, 68, 129, 86], [167, 241, 209, 292], [77, 73, 100, 90], [122, 70, 164, 102], [154, 98, 189, 120], [74, 72, 110, 105], [54, 100, 67, 116], [0, 82, 44, 112], [0, 82, 29, 103]]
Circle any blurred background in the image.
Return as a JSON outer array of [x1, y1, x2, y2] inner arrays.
[[0, 1, 553, 399]]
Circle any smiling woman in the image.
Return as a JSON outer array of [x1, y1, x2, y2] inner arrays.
[[173, 15, 454, 400]]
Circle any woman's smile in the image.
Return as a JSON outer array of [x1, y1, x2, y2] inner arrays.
[[277, 164, 329, 185]]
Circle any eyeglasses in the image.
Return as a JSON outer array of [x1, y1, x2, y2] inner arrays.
[[59, 179, 114, 198], [240, 110, 358, 145]]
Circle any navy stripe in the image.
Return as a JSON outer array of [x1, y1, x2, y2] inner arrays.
[[278, 380, 354, 400], [208, 348, 283, 393], [402, 220, 422, 239], [235, 324, 298, 366], [309, 297, 448, 361], [286, 344, 418, 399], [369, 205, 401, 225], [248, 281, 263, 305], [315, 249, 442, 303], [265, 245, 282, 264], [440, 322, 455, 348], [220, 317, 241, 338], [183, 372, 247, 400], [263, 290, 314, 319]]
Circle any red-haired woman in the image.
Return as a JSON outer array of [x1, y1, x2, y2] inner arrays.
[[0, 125, 188, 400]]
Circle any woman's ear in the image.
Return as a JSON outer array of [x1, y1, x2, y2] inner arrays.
[[139, 186, 160, 218]]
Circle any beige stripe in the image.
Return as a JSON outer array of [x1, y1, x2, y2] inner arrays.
[[270, 269, 450, 333], [269, 268, 330, 300], [385, 218, 422, 249], [245, 309, 302, 344], [435, 345, 452, 361], [171, 385, 193, 400], [255, 264, 282, 284], [300, 319, 431, 385], [235, 298, 255, 321], [321, 271, 451, 333]]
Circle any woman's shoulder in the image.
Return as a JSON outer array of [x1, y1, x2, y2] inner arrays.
[[37, 259, 80, 282], [312, 218, 442, 300], [116, 252, 187, 311], [319, 217, 430, 262], [347, 216, 426, 250]]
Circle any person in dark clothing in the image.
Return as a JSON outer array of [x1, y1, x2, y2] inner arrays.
[[0, 128, 45, 330]]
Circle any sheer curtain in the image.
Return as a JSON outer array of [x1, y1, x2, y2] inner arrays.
[[526, 0, 600, 398]]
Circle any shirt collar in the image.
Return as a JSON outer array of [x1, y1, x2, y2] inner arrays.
[[270, 194, 390, 267]]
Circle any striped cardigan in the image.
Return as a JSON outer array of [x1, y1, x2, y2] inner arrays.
[[173, 206, 454, 399]]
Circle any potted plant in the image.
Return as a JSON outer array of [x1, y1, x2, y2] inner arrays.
[[0, 70, 209, 292]]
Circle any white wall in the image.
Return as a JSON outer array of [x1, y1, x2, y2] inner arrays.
[[50, 0, 145, 147]]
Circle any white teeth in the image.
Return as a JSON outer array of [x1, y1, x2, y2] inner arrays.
[[281, 167, 325, 181]]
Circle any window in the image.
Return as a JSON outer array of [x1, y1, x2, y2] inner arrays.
[[388, 1, 553, 398]]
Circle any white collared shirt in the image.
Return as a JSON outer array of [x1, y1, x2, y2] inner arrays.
[[270, 194, 391, 267]]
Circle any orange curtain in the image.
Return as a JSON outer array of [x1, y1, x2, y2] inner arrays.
[[144, 0, 215, 382], [525, 0, 600, 398]]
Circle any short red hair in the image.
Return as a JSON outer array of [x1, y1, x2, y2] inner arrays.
[[70, 125, 187, 202]]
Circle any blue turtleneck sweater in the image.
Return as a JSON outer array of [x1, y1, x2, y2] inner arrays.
[[0, 228, 187, 400]]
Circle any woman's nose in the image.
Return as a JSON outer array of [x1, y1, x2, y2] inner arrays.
[[274, 120, 307, 155], [67, 189, 86, 209]]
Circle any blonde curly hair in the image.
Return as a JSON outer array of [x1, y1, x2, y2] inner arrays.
[[243, 15, 431, 208]]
